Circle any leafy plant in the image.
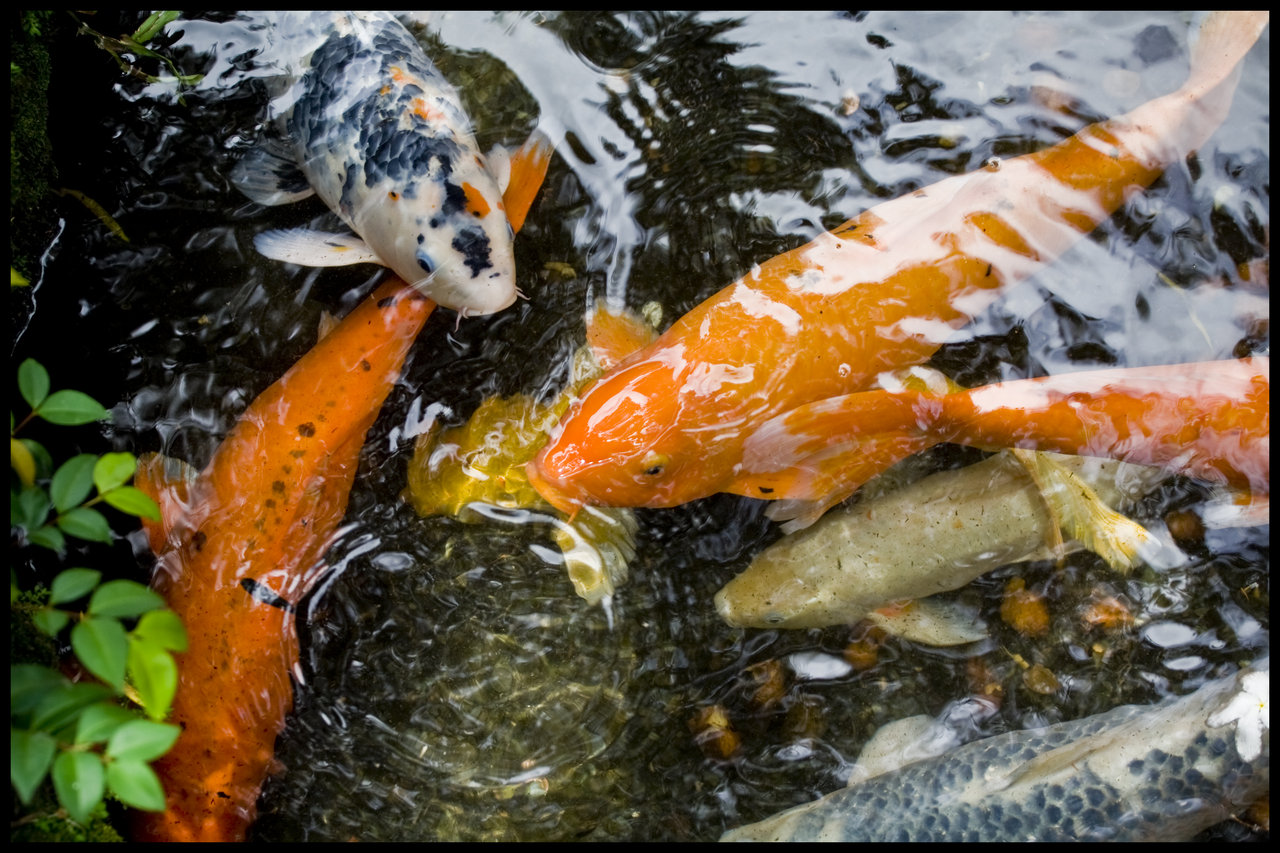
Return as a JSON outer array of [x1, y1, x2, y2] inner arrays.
[[70, 11, 204, 89], [11, 358, 187, 829]]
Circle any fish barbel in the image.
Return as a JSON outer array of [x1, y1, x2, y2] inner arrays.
[[528, 11, 1269, 520], [233, 11, 532, 315]]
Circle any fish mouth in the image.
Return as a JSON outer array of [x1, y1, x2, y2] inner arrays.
[[525, 459, 584, 518]]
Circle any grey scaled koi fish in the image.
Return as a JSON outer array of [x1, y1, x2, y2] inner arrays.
[[721, 657, 1269, 842], [233, 11, 526, 315]]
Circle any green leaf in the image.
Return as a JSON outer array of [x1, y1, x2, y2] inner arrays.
[[127, 641, 178, 721], [131, 10, 181, 44], [102, 484, 162, 521], [71, 617, 129, 691], [132, 608, 188, 653], [19, 437, 54, 480], [89, 578, 164, 618], [93, 451, 138, 494], [51, 750, 106, 825], [50, 567, 103, 605], [105, 758, 166, 812], [31, 607, 70, 637], [18, 358, 50, 410], [10, 664, 69, 717], [30, 682, 114, 735], [12, 484, 51, 530], [75, 701, 140, 745], [11, 728, 57, 804], [106, 719, 180, 762], [57, 506, 113, 544], [28, 524, 67, 553], [36, 389, 109, 426], [50, 454, 98, 513]]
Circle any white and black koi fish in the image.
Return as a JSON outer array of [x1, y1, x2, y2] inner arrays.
[[233, 11, 523, 315]]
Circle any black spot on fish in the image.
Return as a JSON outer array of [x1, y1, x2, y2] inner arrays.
[[377, 296, 395, 308], [985, 263, 992, 277], [451, 226, 493, 277], [360, 359, 372, 371], [216, 791, 230, 800], [192, 530, 207, 552], [758, 486, 773, 494], [265, 498, 275, 509], [272, 480, 286, 493], [298, 422, 316, 437], [290, 449, 306, 459], [240, 578, 295, 613]]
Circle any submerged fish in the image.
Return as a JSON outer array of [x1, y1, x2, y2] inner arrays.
[[528, 11, 1269, 522], [721, 656, 1270, 842], [715, 450, 1178, 631], [233, 11, 545, 315], [132, 279, 435, 842]]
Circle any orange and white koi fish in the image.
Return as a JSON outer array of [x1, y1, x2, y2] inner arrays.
[[132, 139, 550, 842], [742, 357, 1269, 528], [527, 11, 1268, 522]]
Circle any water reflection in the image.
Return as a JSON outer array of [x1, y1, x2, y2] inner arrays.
[[14, 10, 1267, 842]]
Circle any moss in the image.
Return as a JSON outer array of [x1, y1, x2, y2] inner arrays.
[[10, 795, 124, 843], [9, 11, 62, 282]]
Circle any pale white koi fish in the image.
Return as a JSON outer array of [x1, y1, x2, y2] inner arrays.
[[232, 11, 531, 315]]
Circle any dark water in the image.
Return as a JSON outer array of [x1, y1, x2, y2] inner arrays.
[[13, 11, 1267, 842]]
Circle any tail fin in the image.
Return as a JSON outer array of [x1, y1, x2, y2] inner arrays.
[[1184, 11, 1269, 99]]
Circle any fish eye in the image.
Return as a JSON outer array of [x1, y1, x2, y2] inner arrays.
[[640, 451, 669, 478]]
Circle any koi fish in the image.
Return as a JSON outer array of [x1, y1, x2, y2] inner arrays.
[[715, 450, 1178, 631], [131, 279, 434, 842], [743, 357, 1269, 529], [527, 11, 1269, 521], [233, 11, 542, 315], [132, 139, 550, 842], [721, 656, 1269, 841]]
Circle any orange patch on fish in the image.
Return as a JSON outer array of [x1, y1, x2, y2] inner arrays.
[[462, 182, 491, 218]]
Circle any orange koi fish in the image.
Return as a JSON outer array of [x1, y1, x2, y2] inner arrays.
[[742, 357, 1269, 529], [527, 11, 1268, 522], [132, 137, 550, 842]]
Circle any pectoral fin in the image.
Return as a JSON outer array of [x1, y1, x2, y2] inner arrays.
[[253, 229, 386, 268], [134, 452, 200, 554], [584, 301, 660, 371], [498, 129, 555, 233], [230, 137, 315, 206], [734, 389, 939, 531], [867, 597, 989, 647]]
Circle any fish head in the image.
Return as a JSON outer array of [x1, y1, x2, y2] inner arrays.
[[357, 154, 519, 316], [528, 346, 748, 513]]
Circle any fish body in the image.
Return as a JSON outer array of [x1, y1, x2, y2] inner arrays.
[[131, 280, 434, 841], [721, 657, 1270, 842], [715, 451, 1173, 630], [745, 357, 1269, 528], [528, 11, 1269, 520], [233, 11, 520, 315]]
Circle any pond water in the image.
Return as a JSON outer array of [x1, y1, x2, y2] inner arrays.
[[14, 11, 1268, 842]]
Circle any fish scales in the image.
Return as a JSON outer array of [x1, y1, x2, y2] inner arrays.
[[721, 659, 1269, 842]]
